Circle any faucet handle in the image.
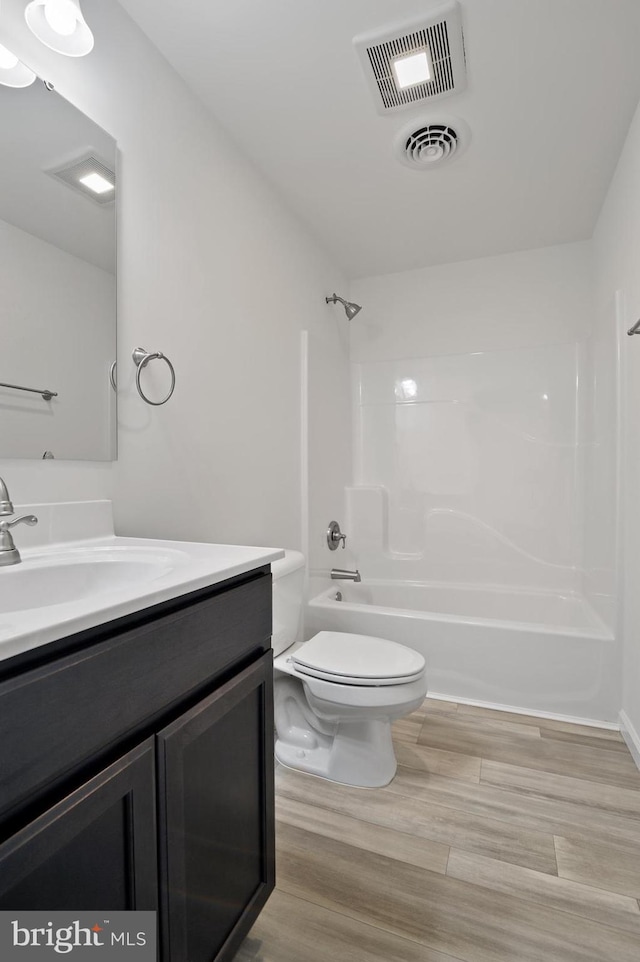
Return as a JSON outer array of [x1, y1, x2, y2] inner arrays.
[[327, 520, 347, 551], [2, 515, 38, 529], [0, 515, 37, 566]]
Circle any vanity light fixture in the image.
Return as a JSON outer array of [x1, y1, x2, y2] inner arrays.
[[25, 0, 94, 57], [0, 42, 36, 87]]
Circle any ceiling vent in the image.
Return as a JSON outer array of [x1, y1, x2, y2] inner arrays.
[[395, 116, 470, 169], [47, 152, 116, 206], [354, 1, 466, 115]]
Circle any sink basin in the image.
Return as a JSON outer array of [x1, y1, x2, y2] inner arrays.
[[0, 497, 284, 666], [0, 546, 189, 614]]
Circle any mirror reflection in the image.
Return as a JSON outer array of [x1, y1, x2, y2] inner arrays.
[[0, 78, 116, 461]]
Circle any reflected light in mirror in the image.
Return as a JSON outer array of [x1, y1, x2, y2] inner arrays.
[[0, 44, 36, 88], [0, 47, 19, 70], [79, 172, 114, 194]]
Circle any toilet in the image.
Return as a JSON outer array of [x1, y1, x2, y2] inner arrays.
[[271, 551, 427, 788]]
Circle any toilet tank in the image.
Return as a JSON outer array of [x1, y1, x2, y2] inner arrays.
[[271, 550, 305, 656]]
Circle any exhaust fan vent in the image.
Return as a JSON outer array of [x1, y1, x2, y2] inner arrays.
[[395, 117, 470, 170], [47, 152, 116, 206], [354, 0, 466, 115]]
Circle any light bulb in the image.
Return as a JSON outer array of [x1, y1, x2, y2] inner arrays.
[[0, 44, 36, 86], [25, 0, 94, 57], [44, 0, 78, 37], [0, 44, 19, 71]]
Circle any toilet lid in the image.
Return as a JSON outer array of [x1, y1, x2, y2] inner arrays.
[[290, 631, 425, 687]]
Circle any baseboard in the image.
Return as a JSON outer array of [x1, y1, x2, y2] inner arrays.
[[427, 690, 620, 731], [619, 710, 640, 772]]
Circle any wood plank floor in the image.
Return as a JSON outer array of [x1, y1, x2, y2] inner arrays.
[[237, 699, 640, 962]]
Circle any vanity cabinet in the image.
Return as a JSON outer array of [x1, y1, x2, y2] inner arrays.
[[0, 739, 158, 912], [159, 655, 274, 962], [0, 566, 274, 962]]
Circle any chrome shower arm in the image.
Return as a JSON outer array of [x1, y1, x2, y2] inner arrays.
[[326, 293, 347, 308], [628, 318, 640, 336], [325, 292, 362, 320]]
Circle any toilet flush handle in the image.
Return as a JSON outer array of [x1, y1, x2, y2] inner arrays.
[[327, 520, 347, 551]]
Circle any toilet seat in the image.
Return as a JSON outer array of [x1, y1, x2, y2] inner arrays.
[[289, 630, 425, 687]]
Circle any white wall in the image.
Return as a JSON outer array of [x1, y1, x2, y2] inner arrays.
[[593, 95, 640, 748], [0, 0, 350, 558], [350, 243, 595, 362], [0, 218, 115, 461], [349, 243, 597, 592], [307, 320, 353, 574]]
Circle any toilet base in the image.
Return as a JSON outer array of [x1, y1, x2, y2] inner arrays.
[[273, 660, 427, 789], [275, 714, 397, 788]]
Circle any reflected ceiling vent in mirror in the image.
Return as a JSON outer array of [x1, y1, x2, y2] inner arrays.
[[47, 153, 115, 205], [353, 0, 466, 115], [395, 116, 470, 169]]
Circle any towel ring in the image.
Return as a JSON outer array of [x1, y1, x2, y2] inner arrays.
[[132, 347, 176, 406]]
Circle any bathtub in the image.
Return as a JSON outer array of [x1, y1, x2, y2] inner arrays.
[[306, 580, 617, 723]]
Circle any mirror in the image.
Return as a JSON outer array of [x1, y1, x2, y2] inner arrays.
[[0, 77, 116, 460]]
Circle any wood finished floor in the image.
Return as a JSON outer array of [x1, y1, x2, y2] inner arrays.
[[237, 699, 640, 962]]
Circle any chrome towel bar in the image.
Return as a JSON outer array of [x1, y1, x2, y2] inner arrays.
[[0, 381, 57, 401]]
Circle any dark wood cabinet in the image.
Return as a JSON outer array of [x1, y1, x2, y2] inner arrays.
[[158, 654, 275, 962], [0, 567, 274, 962], [0, 739, 158, 912]]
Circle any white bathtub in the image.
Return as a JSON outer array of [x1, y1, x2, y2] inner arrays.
[[306, 580, 617, 723]]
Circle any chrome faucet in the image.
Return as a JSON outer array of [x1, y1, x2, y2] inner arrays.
[[331, 568, 361, 583], [0, 476, 13, 517], [0, 476, 38, 566]]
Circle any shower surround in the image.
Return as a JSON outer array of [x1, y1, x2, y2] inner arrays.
[[351, 341, 586, 594], [308, 242, 621, 722]]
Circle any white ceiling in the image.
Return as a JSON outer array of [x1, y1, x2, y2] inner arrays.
[[119, 0, 640, 279]]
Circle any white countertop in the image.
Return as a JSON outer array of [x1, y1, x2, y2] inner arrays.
[[0, 500, 283, 664]]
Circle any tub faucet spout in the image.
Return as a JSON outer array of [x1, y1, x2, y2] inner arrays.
[[331, 568, 361, 583]]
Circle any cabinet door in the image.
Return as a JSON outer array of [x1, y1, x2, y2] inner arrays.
[[0, 740, 157, 912], [157, 653, 275, 962]]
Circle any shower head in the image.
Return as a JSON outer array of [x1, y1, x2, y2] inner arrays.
[[325, 293, 362, 320]]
